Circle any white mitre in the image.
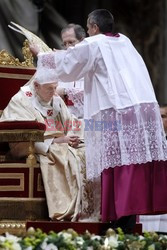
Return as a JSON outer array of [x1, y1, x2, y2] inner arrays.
[[8, 21, 54, 85], [8, 21, 52, 53]]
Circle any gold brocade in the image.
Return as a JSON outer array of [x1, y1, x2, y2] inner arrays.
[[0, 40, 34, 67], [0, 129, 44, 142]]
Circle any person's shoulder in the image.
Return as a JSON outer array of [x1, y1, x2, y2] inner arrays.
[[81, 34, 133, 51], [118, 33, 128, 39], [84, 34, 130, 44], [84, 34, 105, 43], [120, 33, 132, 41], [109, 33, 130, 43], [110, 33, 134, 49], [81, 35, 108, 50]]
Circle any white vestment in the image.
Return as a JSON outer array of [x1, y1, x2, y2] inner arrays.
[[36, 33, 157, 118], [35, 33, 167, 179], [140, 214, 167, 233]]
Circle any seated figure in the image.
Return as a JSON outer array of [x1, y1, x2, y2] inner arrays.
[[0, 76, 99, 222], [9, 21, 85, 119], [0, 21, 100, 222]]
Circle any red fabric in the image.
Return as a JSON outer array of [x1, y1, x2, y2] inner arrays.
[[0, 78, 28, 109], [101, 161, 167, 222], [0, 167, 29, 197], [104, 32, 120, 37], [0, 67, 35, 75], [0, 67, 35, 110], [64, 96, 74, 106], [0, 121, 46, 130]]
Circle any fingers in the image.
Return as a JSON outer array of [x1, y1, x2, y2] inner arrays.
[[69, 141, 79, 147], [70, 138, 77, 142], [69, 135, 79, 140], [29, 43, 40, 56], [69, 141, 74, 147], [68, 135, 80, 147]]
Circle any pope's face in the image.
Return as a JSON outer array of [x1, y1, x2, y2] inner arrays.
[[35, 82, 58, 102]]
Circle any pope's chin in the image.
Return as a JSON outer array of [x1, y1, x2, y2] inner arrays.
[[44, 97, 52, 102]]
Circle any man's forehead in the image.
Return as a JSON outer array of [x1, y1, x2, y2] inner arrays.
[[62, 28, 76, 39]]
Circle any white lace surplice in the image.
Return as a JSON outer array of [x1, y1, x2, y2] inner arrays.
[[67, 88, 84, 118], [84, 102, 167, 179], [35, 36, 167, 181]]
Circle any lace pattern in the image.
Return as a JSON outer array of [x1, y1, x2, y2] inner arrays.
[[84, 102, 167, 179], [39, 53, 56, 69], [67, 88, 84, 118], [36, 53, 58, 84]]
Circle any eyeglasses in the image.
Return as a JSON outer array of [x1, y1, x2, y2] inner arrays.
[[161, 114, 167, 119], [62, 40, 78, 49]]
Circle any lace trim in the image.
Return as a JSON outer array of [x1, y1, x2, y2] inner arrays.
[[36, 53, 58, 83], [84, 103, 167, 179], [40, 53, 56, 68], [67, 88, 84, 118]]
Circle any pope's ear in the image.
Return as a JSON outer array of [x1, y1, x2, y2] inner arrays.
[[56, 86, 66, 97], [34, 81, 39, 88]]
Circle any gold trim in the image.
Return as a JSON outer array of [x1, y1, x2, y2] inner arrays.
[[0, 40, 34, 67], [0, 65, 35, 70], [0, 155, 6, 162], [0, 72, 34, 79], [0, 197, 45, 201], [0, 173, 24, 191], [37, 173, 44, 192], [28, 143, 34, 197], [0, 129, 44, 142], [0, 162, 39, 168], [0, 221, 26, 235], [0, 222, 26, 229], [27, 141, 37, 167]]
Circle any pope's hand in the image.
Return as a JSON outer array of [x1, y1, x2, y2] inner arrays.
[[53, 135, 80, 148]]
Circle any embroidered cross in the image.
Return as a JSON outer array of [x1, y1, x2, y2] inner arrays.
[[25, 91, 32, 97], [47, 109, 53, 116]]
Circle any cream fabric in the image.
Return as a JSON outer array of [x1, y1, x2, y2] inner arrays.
[[8, 22, 52, 53], [0, 83, 100, 221]]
